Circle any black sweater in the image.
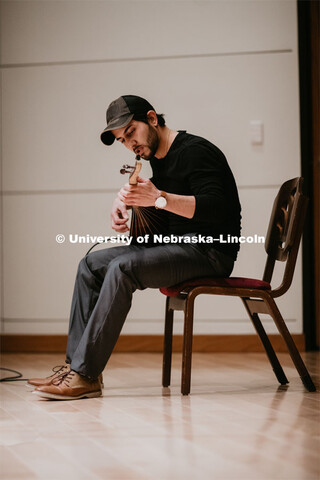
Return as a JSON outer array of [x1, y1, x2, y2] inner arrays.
[[149, 131, 242, 260]]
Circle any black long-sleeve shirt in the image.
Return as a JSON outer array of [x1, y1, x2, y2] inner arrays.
[[149, 131, 242, 260]]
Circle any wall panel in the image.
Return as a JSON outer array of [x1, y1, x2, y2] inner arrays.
[[2, 188, 302, 334], [1, 1, 296, 65], [2, 53, 300, 192], [1, 0, 302, 337]]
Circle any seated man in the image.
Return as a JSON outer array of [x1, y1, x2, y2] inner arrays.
[[29, 95, 241, 400]]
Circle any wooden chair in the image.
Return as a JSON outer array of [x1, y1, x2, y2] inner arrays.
[[159, 177, 316, 395]]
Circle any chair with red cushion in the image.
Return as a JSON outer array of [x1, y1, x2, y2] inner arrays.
[[159, 177, 316, 395]]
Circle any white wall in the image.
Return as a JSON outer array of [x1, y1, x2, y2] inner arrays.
[[0, 0, 302, 336]]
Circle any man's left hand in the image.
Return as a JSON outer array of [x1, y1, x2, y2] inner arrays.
[[118, 177, 159, 207]]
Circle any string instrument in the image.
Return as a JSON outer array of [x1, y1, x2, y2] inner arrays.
[[120, 155, 167, 243]]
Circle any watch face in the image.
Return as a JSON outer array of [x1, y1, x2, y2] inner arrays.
[[155, 196, 167, 209]]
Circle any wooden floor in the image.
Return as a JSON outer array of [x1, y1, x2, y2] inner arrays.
[[1, 352, 319, 480]]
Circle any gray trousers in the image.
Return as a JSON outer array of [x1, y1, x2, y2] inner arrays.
[[66, 242, 234, 379]]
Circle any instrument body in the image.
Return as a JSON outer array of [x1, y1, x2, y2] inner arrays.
[[120, 156, 167, 243]]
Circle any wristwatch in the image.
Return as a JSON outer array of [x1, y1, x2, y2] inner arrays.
[[155, 191, 167, 209]]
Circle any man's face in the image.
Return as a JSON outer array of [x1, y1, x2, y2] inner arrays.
[[112, 119, 159, 160]]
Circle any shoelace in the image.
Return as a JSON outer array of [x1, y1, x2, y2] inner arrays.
[[50, 365, 69, 378], [52, 370, 75, 386]]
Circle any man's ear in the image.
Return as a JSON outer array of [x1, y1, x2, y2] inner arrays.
[[146, 110, 158, 127]]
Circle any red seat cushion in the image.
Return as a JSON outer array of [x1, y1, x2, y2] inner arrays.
[[159, 277, 271, 297]]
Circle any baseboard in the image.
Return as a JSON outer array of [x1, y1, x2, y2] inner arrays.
[[1, 334, 305, 353]]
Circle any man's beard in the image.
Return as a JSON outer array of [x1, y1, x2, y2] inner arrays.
[[143, 125, 159, 160]]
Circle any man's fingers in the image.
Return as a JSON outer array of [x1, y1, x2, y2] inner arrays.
[[111, 220, 129, 232], [113, 216, 128, 224], [118, 191, 136, 206], [118, 190, 130, 203], [137, 176, 148, 184], [117, 207, 129, 221], [111, 208, 129, 223]]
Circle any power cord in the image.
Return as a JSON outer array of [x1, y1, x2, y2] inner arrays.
[[85, 241, 105, 256], [0, 368, 28, 382]]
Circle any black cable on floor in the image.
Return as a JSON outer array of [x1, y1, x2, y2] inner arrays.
[[0, 368, 28, 382]]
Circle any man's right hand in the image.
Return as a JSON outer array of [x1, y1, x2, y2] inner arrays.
[[111, 197, 130, 233]]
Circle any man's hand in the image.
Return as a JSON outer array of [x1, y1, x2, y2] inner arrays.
[[118, 177, 159, 207], [111, 197, 130, 232], [116, 177, 196, 220]]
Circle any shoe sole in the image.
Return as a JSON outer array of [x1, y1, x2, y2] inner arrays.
[[26, 382, 36, 389], [28, 382, 104, 390], [32, 390, 102, 400]]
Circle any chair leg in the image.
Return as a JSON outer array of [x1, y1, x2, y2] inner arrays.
[[181, 296, 195, 395], [162, 297, 174, 388], [265, 296, 316, 392], [241, 298, 289, 385]]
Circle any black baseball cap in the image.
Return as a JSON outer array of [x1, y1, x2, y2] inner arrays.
[[100, 95, 155, 145]]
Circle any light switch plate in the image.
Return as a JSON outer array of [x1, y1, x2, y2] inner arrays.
[[250, 121, 264, 145]]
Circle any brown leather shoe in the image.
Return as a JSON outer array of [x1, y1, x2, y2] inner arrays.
[[28, 363, 104, 389], [27, 364, 70, 387], [33, 370, 102, 400]]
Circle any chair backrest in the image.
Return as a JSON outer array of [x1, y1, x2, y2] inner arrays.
[[262, 177, 308, 298]]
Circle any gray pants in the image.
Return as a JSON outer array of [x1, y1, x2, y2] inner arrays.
[[66, 242, 234, 379]]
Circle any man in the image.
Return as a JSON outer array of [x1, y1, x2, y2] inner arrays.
[[29, 95, 241, 400]]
